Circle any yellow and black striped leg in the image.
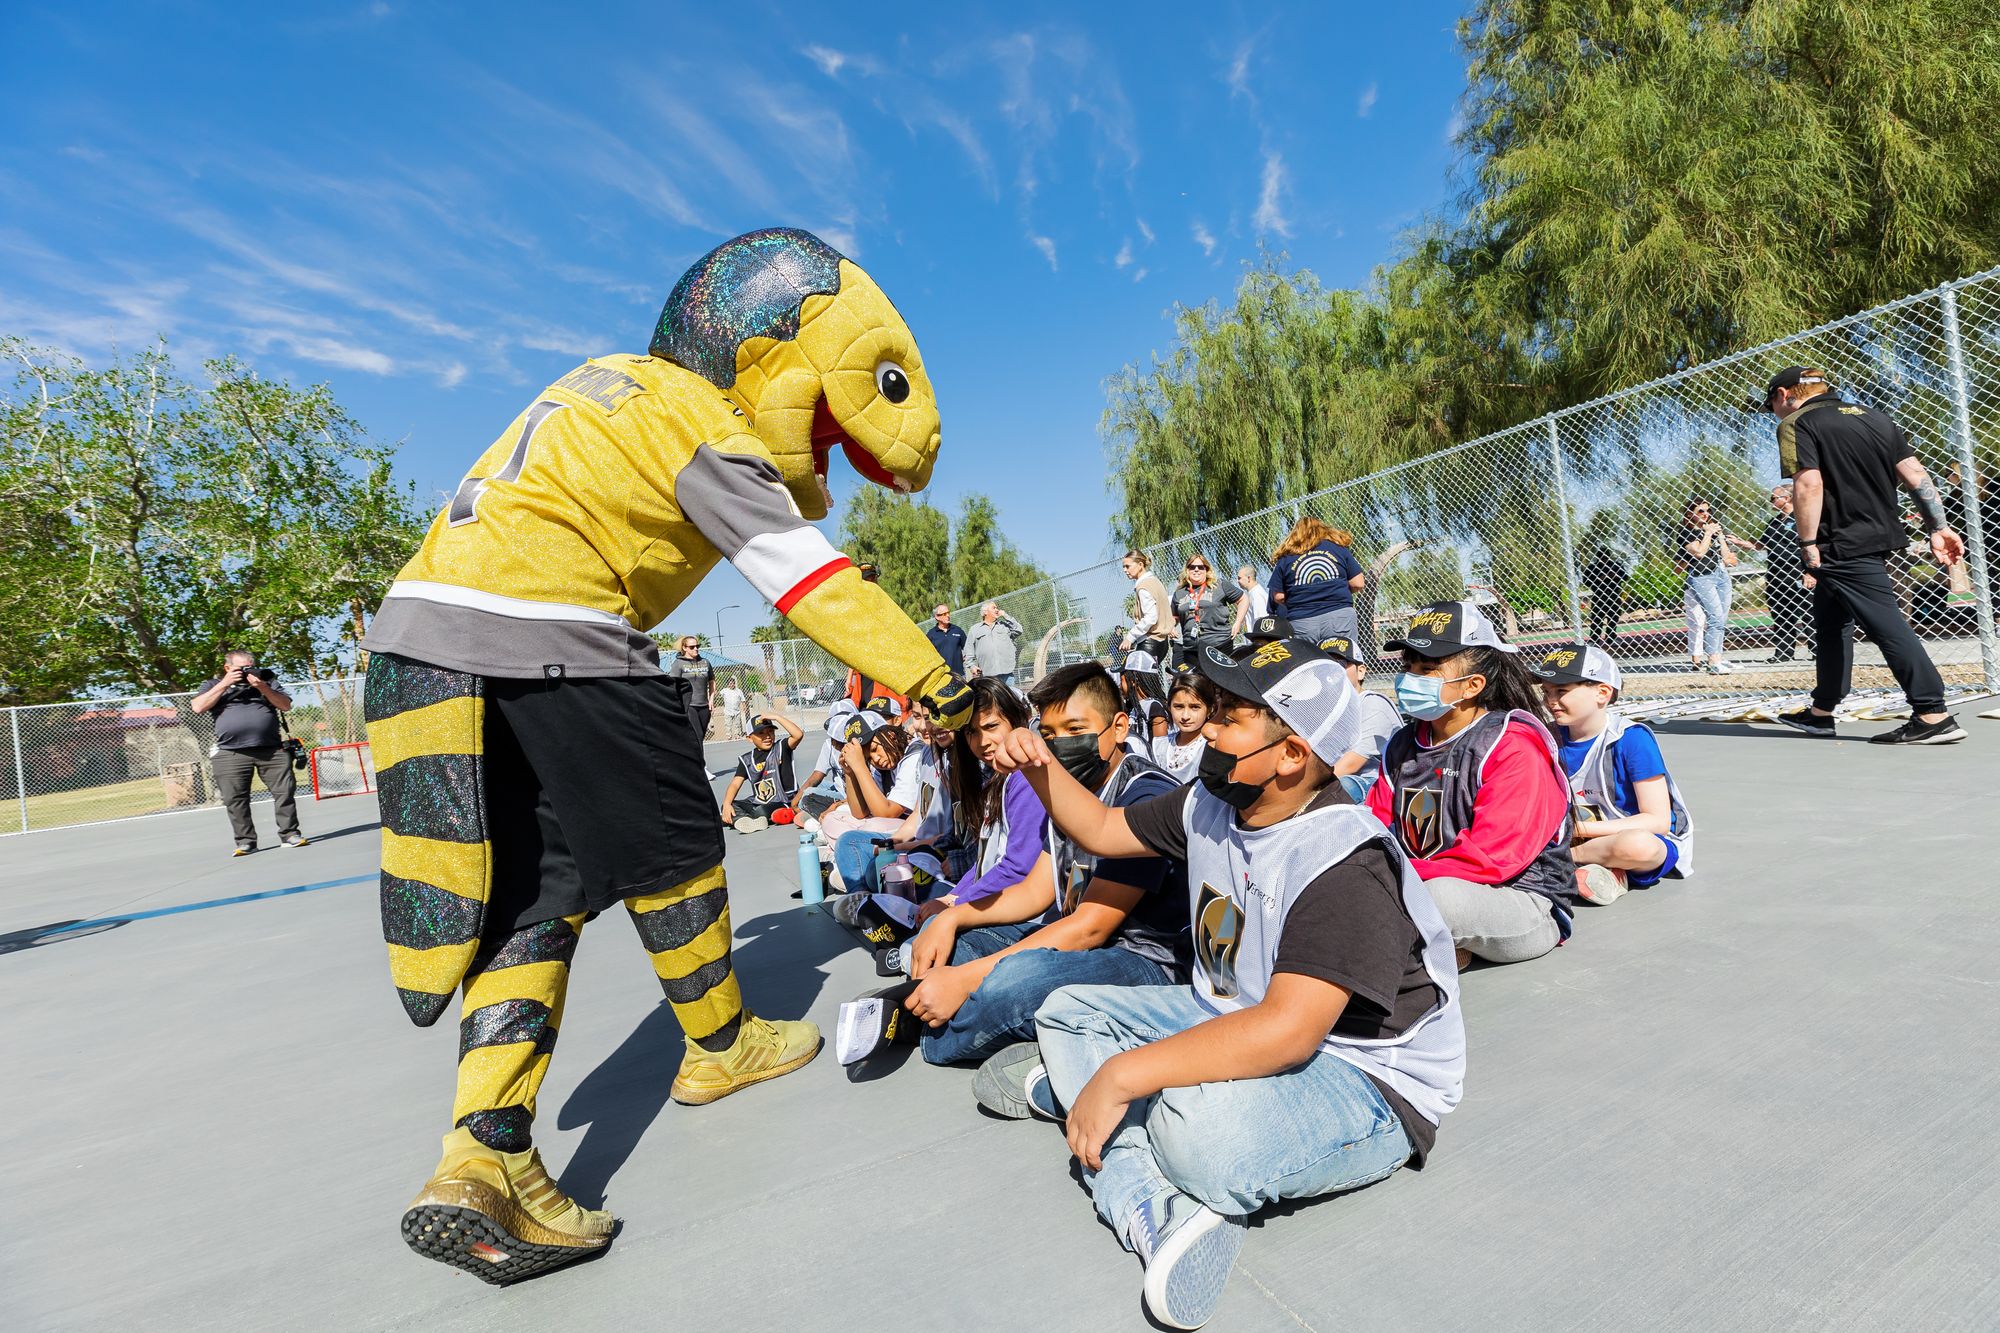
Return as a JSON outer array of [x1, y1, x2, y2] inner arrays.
[[627, 868, 823, 1105], [626, 866, 744, 1055], [453, 913, 586, 1150]]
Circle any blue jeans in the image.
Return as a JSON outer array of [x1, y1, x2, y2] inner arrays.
[[834, 830, 894, 893], [1035, 984, 1412, 1250], [1684, 570, 1730, 657], [918, 924, 1172, 1066]]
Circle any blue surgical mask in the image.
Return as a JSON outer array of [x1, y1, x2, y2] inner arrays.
[[1395, 671, 1474, 722]]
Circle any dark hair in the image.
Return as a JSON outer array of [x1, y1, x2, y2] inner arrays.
[[1447, 646, 1550, 720], [970, 677, 1033, 826], [1030, 663, 1123, 729], [1168, 674, 1217, 718], [865, 723, 909, 771], [1121, 665, 1167, 708]]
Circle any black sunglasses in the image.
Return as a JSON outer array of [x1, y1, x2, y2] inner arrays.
[[1185, 563, 1209, 571]]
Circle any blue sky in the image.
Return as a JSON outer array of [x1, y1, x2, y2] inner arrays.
[[1, 2, 1472, 646]]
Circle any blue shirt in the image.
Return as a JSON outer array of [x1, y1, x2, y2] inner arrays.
[[1556, 724, 1667, 817], [925, 622, 967, 674], [1268, 541, 1363, 616]]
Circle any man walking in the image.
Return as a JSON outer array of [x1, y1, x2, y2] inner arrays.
[[926, 604, 967, 676], [666, 635, 716, 740], [965, 601, 1024, 686], [191, 649, 307, 855], [717, 676, 749, 739], [1758, 366, 1968, 744]]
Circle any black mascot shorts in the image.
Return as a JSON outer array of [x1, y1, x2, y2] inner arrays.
[[484, 671, 726, 934]]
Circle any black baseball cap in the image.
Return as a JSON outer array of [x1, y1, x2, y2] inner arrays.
[[1526, 641, 1623, 690], [1316, 635, 1363, 665], [1382, 600, 1518, 657], [1194, 636, 1359, 766], [1745, 366, 1830, 413], [1243, 613, 1295, 644]]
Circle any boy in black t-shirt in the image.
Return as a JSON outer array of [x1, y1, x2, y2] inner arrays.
[[719, 712, 804, 833], [833, 664, 1189, 1072], [988, 637, 1464, 1331]]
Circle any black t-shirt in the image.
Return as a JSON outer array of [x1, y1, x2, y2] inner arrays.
[[1672, 523, 1722, 577], [1761, 513, 1803, 575], [1122, 783, 1441, 1164], [196, 671, 283, 751], [1779, 396, 1917, 559]]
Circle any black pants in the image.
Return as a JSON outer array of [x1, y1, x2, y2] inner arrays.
[[1587, 592, 1623, 644], [212, 745, 299, 846], [1811, 554, 1947, 714], [1768, 574, 1811, 653], [688, 704, 712, 744]]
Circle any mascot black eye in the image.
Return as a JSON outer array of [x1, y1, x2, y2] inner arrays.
[[874, 360, 912, 404]]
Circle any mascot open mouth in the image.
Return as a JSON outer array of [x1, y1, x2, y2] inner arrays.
[[812, 397, 910, 493]]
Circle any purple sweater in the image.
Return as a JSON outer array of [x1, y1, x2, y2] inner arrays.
[[952, 771, 1049, 904]]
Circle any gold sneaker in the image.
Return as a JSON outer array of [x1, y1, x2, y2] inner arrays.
[[400, 1127, 614, 1283], [670, 1015, 821, 1106]]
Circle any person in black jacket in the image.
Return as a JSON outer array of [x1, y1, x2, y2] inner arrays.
[[1759, 366, 1968, 745], [1743, 484, 1812, 662], [1581, 548, 1627, 647]]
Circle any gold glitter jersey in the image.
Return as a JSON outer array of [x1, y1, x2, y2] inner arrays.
[[364, 354, 949, 700]]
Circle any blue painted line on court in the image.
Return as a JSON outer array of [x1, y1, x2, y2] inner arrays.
[[37, 874, 375, 937]]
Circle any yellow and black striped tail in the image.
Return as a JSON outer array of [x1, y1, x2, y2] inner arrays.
[[364, 654, 491, 1028]]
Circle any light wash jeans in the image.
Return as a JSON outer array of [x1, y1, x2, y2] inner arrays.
[[1291, 606, 1358, 644], [919, 927, 1171, 1065], [1683, 570, 1730, 658], [1422, 876, 1562, 963], [1035, 984, 1412, 1251]]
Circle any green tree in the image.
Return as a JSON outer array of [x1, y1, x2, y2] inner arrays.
[[947, 495, 1046, 607], [0, 340, 428, 702], [835, 489, 1046, 618]]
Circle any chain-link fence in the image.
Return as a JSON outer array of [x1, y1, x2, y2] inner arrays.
[[0, 676, 368, 836], [10, 272, 2000, 834], [720, 269, 2000, 719]]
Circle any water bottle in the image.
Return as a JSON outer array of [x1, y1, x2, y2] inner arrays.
[[797, 832, 824, 911]]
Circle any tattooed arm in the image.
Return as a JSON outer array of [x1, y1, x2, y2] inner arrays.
[[1895, 457, 1966, 567]]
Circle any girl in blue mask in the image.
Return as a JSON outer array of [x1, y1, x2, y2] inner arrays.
[[1369, 601, 1579, 970]]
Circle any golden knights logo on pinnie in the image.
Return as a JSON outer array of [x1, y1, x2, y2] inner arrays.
[[1194, 883, 1245, 998]]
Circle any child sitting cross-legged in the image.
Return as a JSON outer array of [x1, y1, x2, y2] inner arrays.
[[982, 636, 1464, 1331], [718, 711, 805, 833], [1370, 600, 1580, 970], [833, 664, 1187, 1073], [1528, 642, 1694, 905]]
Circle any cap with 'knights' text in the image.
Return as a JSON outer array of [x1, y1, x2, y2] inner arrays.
[[1383, 601, 1517, 658]]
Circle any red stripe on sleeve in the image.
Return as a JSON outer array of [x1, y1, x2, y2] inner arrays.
[[774, 557, 853, 614]]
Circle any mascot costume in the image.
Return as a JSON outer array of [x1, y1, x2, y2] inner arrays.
[[362, 228, 971, 1282]]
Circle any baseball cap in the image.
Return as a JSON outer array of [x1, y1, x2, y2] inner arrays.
[[1745, 365, 1830, 413], [1243, 613, 1294, 644], [1383, 601, 1518, 657], [861, 695, 902, 720], [1194, 637, 1359, 767], [825, 710, 885, 744], [748, 714, 778, 733], [1527, 641, 1623, 691], [1121, 649, 1159, 673], [1316, 635, 1363, 666]]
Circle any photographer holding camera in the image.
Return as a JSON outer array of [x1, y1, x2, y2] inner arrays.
[[191, 649, 308, 855]]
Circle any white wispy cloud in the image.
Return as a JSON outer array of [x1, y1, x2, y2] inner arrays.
[[1254, 151, 1291, 236], [1029, 234, 1058, 270], [438, 361, 467, 388], [1114, 238, 1133, 269], [1226, 41, 1253, 98], [1358, 82, 1378, 118], [1136, 217, 1154, 245], [802, 44, 846, 77], [1191, 219, 1218, 257], [1132, 267, 1148, 283]]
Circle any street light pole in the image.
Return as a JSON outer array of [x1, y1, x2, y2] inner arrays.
[[715, 604, 739, 651]]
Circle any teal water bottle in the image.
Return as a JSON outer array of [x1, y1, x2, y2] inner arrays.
[[797, 832, 824, 911]]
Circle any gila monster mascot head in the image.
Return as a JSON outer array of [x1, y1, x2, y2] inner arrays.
[[650, 227, 941, 520]]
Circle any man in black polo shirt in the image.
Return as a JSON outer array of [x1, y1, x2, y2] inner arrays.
[[191, 649, 308, 853], [1756, 366, 1968, 745]]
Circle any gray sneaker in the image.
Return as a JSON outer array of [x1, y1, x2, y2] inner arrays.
[[733, 815, 770, 833], [972, 1041, 1060, 1120], [1130, 1191, 1247, 1330]]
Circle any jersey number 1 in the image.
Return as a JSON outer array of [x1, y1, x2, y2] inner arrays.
[[447, 399, 565, 527]]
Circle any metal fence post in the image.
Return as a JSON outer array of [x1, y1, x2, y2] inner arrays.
[[10, 705, 26, 834], [1939, 284, 2000, 692], [1545, 415, 1587, 639]]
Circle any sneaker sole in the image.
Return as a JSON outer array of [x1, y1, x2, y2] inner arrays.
[[401, 1182, 608, 1285], [1870, 729, 1968, 746], [1144, 1208, 1246, 1330], [670, 1038, 821, 1106], [971, 1041, 1043, 1119], [1576, 867, 1627, 906]]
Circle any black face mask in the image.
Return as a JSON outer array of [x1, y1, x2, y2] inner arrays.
[[1196, 737, 1285, 811], [1047, 730, 1112, 790]]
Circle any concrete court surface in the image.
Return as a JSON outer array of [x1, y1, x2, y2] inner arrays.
[[3, 724, 1998, 1333]]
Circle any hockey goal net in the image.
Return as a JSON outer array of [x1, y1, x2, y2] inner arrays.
[[309, 742, 376, 799]]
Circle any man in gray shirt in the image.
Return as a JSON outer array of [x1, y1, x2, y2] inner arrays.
[[190, 649, 305, 855], [965, 602, 1025, 686]]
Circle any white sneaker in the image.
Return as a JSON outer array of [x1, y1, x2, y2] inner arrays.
[[1575, 863, 1628, 905], [1129, 1193, 1247, 1330], [1708, 658, 1736, 674]]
